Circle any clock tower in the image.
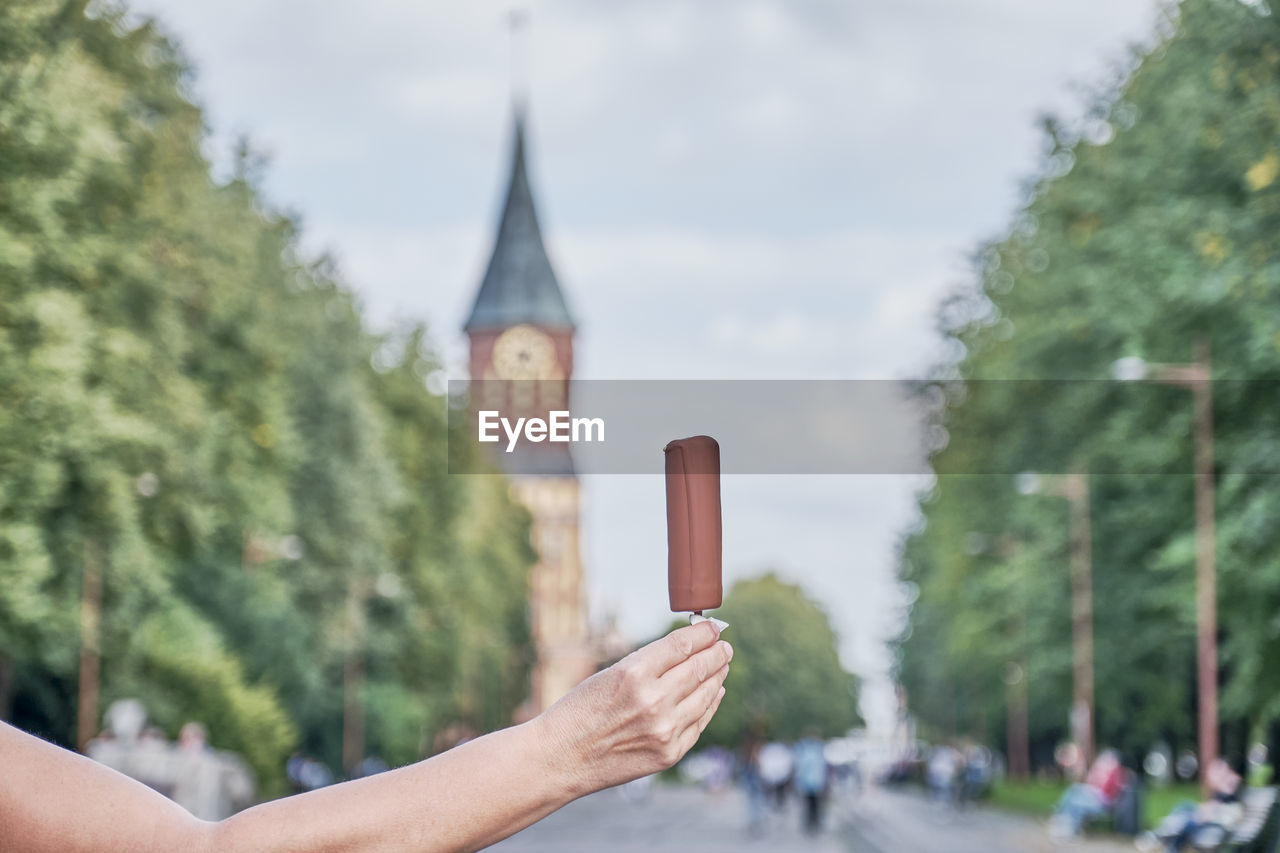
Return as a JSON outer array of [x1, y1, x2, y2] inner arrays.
[[464, 109, 595, 714]]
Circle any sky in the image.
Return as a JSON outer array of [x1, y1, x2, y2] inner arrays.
[[128, 0, 1162, 732]]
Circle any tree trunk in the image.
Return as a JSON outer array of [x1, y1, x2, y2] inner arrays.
[[0, 654, 14, 720]]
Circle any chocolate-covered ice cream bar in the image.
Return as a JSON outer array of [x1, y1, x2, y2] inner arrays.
[[665, 435, 722, 614]]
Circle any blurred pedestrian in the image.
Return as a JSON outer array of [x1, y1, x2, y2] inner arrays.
[[353, 756, 390, 779], [846, 755, 863, 797], [84, 728, 123, 774], [927, 743, 961, 807], [133, 726, 177, 796], [793, 732, 828, 835], [285, 753, 309, 794], [286, 752, 334, 793], [87, 700, 177, 795], [171, 722, 230, 821], [703, 745, 734, 792], [960, 743, 991, 805], [739, 734, 766, 836], [758, 740, 793, 809]]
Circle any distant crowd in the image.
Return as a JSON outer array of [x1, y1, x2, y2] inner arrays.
[[679, 731, 863, 837], [86, 699, 254, 820]]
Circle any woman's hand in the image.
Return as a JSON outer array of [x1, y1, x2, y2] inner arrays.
[[534, 620, 732, 795]]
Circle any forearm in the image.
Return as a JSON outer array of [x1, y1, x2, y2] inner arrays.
[[212, 717, 584, 853], [0, 722, 210, 853], [2, 624, 727, 852]]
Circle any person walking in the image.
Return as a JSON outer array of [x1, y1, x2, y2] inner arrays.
[[170, 722, 253, 821], [739, 734, 766, 836], [927, 744, 961, 808], [758, 740, 793, 809], [793, 732, 828, 835]]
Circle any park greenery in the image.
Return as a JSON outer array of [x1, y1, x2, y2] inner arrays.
[[0, 1, 536, 793], [896, 0, 1280, 770], [699, 574, 861, 746]]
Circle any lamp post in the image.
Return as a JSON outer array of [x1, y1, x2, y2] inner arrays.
[[1113, 339, 1217, 790], [1018, 471, 1095, 769]]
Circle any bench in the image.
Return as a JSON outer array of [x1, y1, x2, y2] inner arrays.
[[1184, 786, 1279, 852]]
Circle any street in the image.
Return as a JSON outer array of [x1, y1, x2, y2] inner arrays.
[[487, 783, 1138, 853], [486, 781, 847, 853]]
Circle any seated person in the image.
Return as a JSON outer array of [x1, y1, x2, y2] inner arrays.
[[1143, 758, 1243, 853], [1048, 749, 1126, 839]]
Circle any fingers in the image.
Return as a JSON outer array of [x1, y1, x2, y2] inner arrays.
[[659, 639, 733, 701], [695, 685, 727, 734], [675, 683, 727, 759], [634, 621, 721, 677], [674, 662, 729, 730]]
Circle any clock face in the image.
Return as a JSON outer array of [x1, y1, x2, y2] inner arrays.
[[492, 324, 559, 380]]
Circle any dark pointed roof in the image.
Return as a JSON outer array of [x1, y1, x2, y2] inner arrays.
[[464, 112, 575, 332]]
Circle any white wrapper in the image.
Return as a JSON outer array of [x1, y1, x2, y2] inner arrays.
[[689, 613, 729, 632]]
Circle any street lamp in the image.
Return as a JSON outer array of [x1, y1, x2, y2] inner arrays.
[[1018, 470, 1095, 770], [1112, 339, 1217, 791]]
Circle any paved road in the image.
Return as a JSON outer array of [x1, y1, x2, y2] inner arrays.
[[487, 783, 1140, 853], [487, 782, 847, 853], [841, 788, 1137, 853]]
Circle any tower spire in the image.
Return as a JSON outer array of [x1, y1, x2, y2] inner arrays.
[[508, 8, 530, 116], [464, 115, 574, 332], [463, 23, 573, 334]]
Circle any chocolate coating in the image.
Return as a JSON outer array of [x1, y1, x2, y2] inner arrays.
[[664, 436, 722, 613]]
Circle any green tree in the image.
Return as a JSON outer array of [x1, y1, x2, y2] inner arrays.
[[0, 0, 536, 795], [896, 0, 1280, 767], [698, 574, 859, 745]]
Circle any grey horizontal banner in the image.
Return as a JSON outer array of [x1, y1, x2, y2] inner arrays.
[[445, 379, 1266, 475]]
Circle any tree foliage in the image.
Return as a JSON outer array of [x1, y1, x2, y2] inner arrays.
[[896, 0, 1280, 768], [0, 0, 535, 794], [699, 574, 860, 745]]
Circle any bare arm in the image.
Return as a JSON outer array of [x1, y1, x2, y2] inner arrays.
[[0, 621, 731, 853]]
